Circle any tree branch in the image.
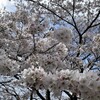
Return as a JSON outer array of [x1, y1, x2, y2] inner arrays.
[[63, 90, 73, 99], [82, 10, 100, 35], [82, 53, 91, 60], [30, 89, 34, 100], [89, 56, 100, 70], [27, 0, 100, 44], [56, 3, 82, 44], [72, 0, 76, 17], [46, 89, 51, 100], [27, 0, 74, 27], [91, 22, 100, 27], [56, 3, 71, 16], [1, 83, 20, 100], [0, 79, 13, 84], [36, 89, 46, 100]]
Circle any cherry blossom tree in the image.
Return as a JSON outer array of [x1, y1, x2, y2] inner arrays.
[[0, 0, 100, 100]]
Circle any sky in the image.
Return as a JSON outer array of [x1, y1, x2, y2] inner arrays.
[[0, 0, 16, 12]]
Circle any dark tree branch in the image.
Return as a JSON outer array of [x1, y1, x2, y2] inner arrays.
[[57, 3, 71, 16], [36, 89, 46, 100], [71, 16, 82, 44], [72, 92, 77, 100], [72, 0, 75, 17], [46, 89, 51, 100], [33, 34, 36, 52], [55, 3, 82, 44], [24, 34, 36, 61], [82, 53, 91, 60], [7, 55, 22, 62], [89, 56, 100, 70], [63, 91, 78, 100], [40, 42, 59, 53], [27, 0, 74, 26], [1, 83, 20, 100], [82, 10, 100, 35], [27, 0, 100, 44], [63, 90, 73, 99], [0, 79, 13, 84], [30, 89, 34, 100], [71, 0, 82, 44], [91, 22, 100, 27]]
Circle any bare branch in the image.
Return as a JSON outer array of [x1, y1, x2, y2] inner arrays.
[[63, 90, 73, 99], [39, 42, 59, 53], [89, 56, 100, 70], [46, 89, 51, 100], [36, 89, 46, 100], [82, 53, 91, 60], [82, 10, 100, 35], [54, 3, 82, 43], [56, 3, 71, 16], [30, 89, 34, 100], [0, 79, 13, 84], [91, 22, 100, 27], [27, 0, 74, 26], [1, 83, 20, 100], [72, 0, 76, 17]]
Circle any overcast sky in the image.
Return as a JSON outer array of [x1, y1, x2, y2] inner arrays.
[[0, 0, 16, 12]]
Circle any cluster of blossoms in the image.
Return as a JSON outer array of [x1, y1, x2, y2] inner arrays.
[[93, 34, 100, 44], [0, 49, 19, 75], [36, 37, 57, 52], [35, 35, 69, 72], [36, 53, 66, 72], [22, 66, 100, 100], [29, 20, 48, 34], [92, 34, 100, 55], [51, 27, 72, 45], [0, 2, 100, 100], [20, 25, 100, 99]]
